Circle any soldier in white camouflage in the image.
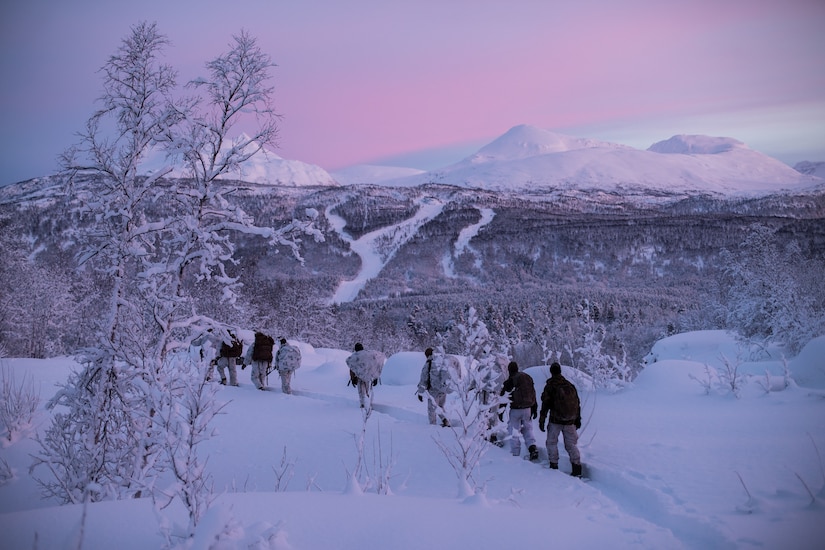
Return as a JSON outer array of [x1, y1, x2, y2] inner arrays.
[[275, 338, 302, 394], [416, 348, 455, 427], [346, 342, 386, 410]]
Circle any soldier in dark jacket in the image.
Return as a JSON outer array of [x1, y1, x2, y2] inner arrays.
[[245, 331, 275, 390], [500, 361, 539, 461], [539, 362, 583, 476]]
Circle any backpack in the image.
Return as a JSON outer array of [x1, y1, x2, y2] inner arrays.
[[508, 372, 536, 409], [346, 349, 386, 382], [276, 344, 302, 373], [551, 380, 580, 423], [221, 333, 243, 358], [252, 332, 275, 362]]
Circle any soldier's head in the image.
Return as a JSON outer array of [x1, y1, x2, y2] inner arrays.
[[508, 361, 519, 375], [280, 338, 287, 346], [425, 347, 433, 357], [550, 362, 562, 377], [354, 342, 364, 352]]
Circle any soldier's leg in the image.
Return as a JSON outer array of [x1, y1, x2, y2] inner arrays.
[[562, 424, 581, 464], [228, 357, 238, 386], [426, 394, 437, 424], [281, 371, 292, 394], [508, 409, 524, 456], [546, 423, 562, 466], [435, 392, 448, 426], [251, 361, 264, 389]]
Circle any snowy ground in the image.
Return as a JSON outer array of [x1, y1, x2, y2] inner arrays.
[[1, 331, 824, 549]]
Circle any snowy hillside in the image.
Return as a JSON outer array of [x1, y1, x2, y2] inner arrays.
[[331, 164, 425, 185], [382, 125, 822, 196], [141, 133, 338, 187], [1, 331, 823, 548]]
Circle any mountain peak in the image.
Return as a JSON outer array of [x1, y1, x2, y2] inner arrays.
[[467, 124, 620, 164]]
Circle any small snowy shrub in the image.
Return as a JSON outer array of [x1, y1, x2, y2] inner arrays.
[[0, 365, 40, 444], [718, 353, 746, 398]]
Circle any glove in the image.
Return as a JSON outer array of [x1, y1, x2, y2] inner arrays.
[[241, 363, 246, 370], [539, 422, 545, 432], [417, 394, 423, 402], [372, 378, 378, 387], [531, 404, 538, 419], [575, 418, 581, 430]]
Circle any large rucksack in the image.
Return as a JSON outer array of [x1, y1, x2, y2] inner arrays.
[[252, 332, 275, 362], [276, 344, 302, 373], [346, 349, 386, 383], [551, 380, 580, 424], [220, 332, 243, 358]]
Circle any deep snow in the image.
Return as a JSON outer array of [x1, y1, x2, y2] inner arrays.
[[1, 331, 824, 549]]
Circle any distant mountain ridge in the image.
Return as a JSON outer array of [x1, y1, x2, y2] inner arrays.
[[4, 125, 823, 196], [378, 125, 822, 196], [794, 160, 825, 179], [140, 133, 338, 188]]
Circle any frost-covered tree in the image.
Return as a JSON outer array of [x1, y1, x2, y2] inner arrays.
[[0, 215, 82, 357], [568, 301, 632, 391], [153, 357, 226, 536], [33, 22, 321, 509], [138, 28, 323, 367], [33, 22, 183, 503], [720, 224, 824, 355], [434, 306, 507, 499]]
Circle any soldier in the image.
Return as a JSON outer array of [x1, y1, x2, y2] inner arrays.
[[501, 361, 539, 461], [245, 331, 275, 390], [416, 348, 455, 427], [539, 362, 583, 477], [346, 343, 386, 410], [274, 338, 302, 394], [214, 330, 243, 386]]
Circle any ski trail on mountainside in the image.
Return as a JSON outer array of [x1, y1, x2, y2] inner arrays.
[[326, 197, 444, 304], [442, 206, 495, 278]]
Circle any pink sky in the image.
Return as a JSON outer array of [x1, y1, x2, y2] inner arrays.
[[1, 0, 824, 184]]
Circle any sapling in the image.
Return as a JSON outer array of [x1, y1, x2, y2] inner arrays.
[[272, 446, 295, 492], [0, 366, 40, 444], [718, 352, 746, 397], [0, 456, 13, 486]]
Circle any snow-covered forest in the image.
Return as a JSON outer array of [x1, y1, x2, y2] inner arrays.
[[0, 23, 824, 549]]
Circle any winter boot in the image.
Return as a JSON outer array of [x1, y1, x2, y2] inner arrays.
[[549, 462, 558, 470], [441, 418, 451, 427], [571, 463, 583, 478], [528, 445, 539, 461]]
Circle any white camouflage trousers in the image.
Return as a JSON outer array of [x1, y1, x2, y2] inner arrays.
[[425, 391, 447, 425], [251, 360, 269, 390], [508, 407, 537, 456]]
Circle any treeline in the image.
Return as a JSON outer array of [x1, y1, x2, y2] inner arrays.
[[2, 180, 823, 367]]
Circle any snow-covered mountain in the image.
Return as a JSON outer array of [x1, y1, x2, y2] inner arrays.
[[794, 160, 825, 179], [380, 125, 822, 196], [141, 133, 338, 187]]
